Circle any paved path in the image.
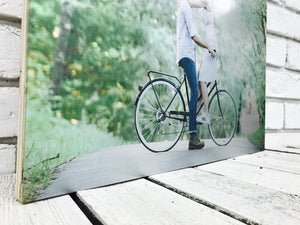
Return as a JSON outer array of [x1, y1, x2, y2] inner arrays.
[[37, 138, 259, 200]]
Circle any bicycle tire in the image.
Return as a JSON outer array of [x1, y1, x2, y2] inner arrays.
[[208, 90, 237, 146], [135, 78, 185, 152]]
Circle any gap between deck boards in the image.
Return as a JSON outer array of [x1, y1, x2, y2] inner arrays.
[[69, 193, 105, 225], [69, 174, 253, 225], [69, 150, 300, 225], [145, 176, 256, 225]]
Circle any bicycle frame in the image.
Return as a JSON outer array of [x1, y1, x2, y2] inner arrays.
[[145, 70, 220, 123], [134, 69, 237, 151]]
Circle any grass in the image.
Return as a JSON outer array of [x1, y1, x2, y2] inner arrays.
[[22, 101, 123, 203], [247, 124, 265, 150]]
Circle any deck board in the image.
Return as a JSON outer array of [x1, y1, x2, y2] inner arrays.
[[0, 174, 91, 225], [230, 150, 300, 174], [5, 150, 300, 225], [150, 166, 300, 225], [77, 179, 245, 225], [198, 158, 300, 195]]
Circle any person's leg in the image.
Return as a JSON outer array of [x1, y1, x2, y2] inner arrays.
[[197, 81, 203, 112], [200, 82, 209, 115], [197, 62, 203, 112], [196, 81, 210, 124], [179, 58, 204, 150], [179, 58, 198, 133]]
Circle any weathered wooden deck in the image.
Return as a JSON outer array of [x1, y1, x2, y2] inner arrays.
[[2, 150, 300, 225]]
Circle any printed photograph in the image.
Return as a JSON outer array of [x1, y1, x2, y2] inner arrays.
[[19, 0, 266, 203]]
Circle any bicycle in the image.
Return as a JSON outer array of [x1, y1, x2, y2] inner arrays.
[[134, 70, 237, 153]]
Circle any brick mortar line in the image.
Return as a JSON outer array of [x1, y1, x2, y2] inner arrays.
[[267, 30, 300, 44], [266, 97, 300, 104], [267, 33, 300, 45], [0, 137, 17, 145], [0, 14, 21, 23], [266, 65, 300, 75], [0, 79, 20, 88], [283, 102, 287, 129], [266, 96, 300, 102], [266, 63, 300, 74], [268, 0, 300, 14], [285, 67, 300, 74], [265, 129, 300, 133]]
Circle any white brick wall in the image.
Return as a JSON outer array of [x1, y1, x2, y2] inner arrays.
[[285, 103, 300, 129], [287, 41, 300, 71], [0, 88, 19, 137], [0, 0, 300, 174], [266, 68, 300, 99], [266, 1, 300, 152], [0, 0, 22, 19], [0, 26, 21, 79], [267, 2, 300, 41], [0, 144, 16, 173], [0, 0, 22, 174], [265, 101, 284, 129], [266, 35, 287, 68]]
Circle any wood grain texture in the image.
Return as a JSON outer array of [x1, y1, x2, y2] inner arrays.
[[151, 167, 300, 225], [77, 179, 244, 225], [198, 159, 300, 195], [230, 150, 300, 174], [0, 174, 91, 225]]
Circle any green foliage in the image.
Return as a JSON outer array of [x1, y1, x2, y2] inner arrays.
[[26, 0, 266, 144], [248, 124, 265, 150], [23, 0, 266, 201], [23, 99, 122, 202], [27, 0, 180, 141], [216, 0, 266, 126]]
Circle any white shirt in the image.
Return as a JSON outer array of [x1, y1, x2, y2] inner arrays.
[[176, 0, 198, 63]]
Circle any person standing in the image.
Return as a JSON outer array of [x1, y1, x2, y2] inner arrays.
[[197, 1, 219, 124], [177, 0, 215, 150]]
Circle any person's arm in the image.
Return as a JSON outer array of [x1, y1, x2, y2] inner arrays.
[[192, 34, 216, 57]]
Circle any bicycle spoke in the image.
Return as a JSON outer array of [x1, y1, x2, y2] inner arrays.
[[135, 79, 185, 152], [138, 114, 156, 120], [143, 122, 160, 140], [139, 105, 157, 113], [209, 91, 237, 146]]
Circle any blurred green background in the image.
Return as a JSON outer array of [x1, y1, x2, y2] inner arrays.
[[22, 0, 266, 202]]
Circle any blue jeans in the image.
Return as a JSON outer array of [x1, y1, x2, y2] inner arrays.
[[179, 57, 198, 134]]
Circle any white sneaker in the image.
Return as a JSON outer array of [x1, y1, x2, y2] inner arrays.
[[197, 114, 210, 124]]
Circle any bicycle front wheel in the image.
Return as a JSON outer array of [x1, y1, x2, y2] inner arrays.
[[135, 79, 185, 152], [208, 90, 237, 146]]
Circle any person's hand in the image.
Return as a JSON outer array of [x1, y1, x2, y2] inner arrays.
[[208, 48, 216, 58]]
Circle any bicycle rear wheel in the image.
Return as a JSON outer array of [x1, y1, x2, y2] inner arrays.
[[135, 79, 185, 152], [208, 90, 237, 146]]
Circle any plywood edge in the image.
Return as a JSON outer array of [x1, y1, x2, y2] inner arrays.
[[15, 0, 29, 203]]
